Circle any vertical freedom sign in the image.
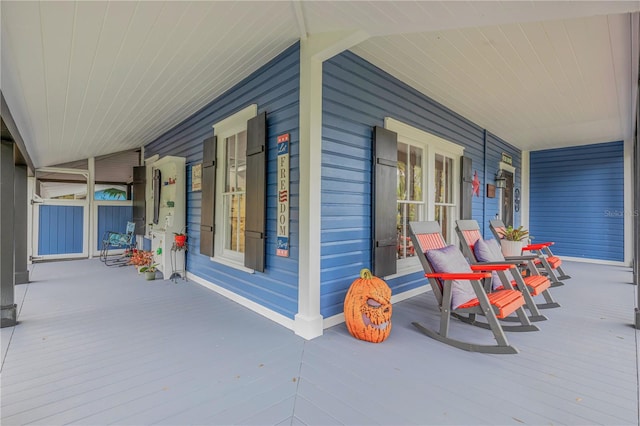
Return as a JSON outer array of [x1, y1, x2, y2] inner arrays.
[[276, 133, 290, 257]]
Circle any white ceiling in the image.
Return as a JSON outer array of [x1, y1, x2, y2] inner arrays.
[[1, 1, 639, 168]]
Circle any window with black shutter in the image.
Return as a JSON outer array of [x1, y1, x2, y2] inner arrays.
[[384, 117, 465, 274], [200, 104, 264, 272]]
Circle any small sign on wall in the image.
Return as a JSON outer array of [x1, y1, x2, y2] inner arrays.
[[191, 163, 202, 192], [501, 152, 513, 166], [486, 184, 496, 198], [276, 133, 290, 257]]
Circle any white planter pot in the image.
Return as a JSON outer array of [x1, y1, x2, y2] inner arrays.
[[501, 240, 524, 257]]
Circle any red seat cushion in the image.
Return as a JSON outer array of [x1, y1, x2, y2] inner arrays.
[[457, 289, 524, 319], [534, 256, 562, 269], [546, 256, 562, 269], [511, 275, 550, 296]]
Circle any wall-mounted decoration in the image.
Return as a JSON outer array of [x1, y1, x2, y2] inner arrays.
[[486, 184, 496, 198], [472, 170, 480, 197], [495, 169, 507, 188], [501, 152, 513, 166], [514, 188, 521, 212], [191, 163, 202, 192], [276, 133, 290, 257]]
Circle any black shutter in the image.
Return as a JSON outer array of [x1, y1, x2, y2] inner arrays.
[[460, 156, 473, 220], [200, 136, 216, 257], [373, 126, 397, 277], [152, 169, 161, 225], [132, 166, 146, 235], [245, 112, 267, 272]]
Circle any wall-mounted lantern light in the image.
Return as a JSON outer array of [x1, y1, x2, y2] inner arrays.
[[495, 170, 507, 189]]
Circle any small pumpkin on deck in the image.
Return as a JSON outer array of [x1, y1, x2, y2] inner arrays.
[[344, 268, 392, 343]]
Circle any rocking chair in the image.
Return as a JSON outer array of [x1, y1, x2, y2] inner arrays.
[[409, 221, 538, 354], [100, 221, 136, 266], [455, 219, 559, 321], [489, 219, 571, 287]]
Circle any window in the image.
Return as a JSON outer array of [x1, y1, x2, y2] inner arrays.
[[434, 154, 455, 242], [397, 142, 423, 260], [386, 118, 464, 274], [222, 130, 247, 257], [95, 185, 127, 200], [212, 105, 256, 267]]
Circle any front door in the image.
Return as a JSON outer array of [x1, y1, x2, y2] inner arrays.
[[501, 171, 514, 227]]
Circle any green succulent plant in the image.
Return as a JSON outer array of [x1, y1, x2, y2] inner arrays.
[[499, 225, 529, 242], [139, 263, 159, 273]]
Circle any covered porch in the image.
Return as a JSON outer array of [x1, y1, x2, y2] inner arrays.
[[2, 259, 638, 425]]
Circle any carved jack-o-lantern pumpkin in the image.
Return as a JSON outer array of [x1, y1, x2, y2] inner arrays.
[[344, 268, 392, 343]]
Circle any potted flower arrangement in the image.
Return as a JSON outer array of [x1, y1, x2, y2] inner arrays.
[[128, 249, 157, 280], [173, 232, 187, 248], [498, 225, 529, 257], [173, 227, 188, 249]]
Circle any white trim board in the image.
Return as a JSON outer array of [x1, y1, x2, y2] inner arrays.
[[384, 117, 465, 156], [560, 257, 629, 267]]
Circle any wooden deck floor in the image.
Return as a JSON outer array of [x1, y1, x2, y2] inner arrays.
[[1, 259, 638, 425]]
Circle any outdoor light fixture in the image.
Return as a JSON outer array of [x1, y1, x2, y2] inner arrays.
[[495, 170, 507, 189]]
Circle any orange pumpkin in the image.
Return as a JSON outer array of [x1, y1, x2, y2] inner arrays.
[[344, 268, 392, 343]]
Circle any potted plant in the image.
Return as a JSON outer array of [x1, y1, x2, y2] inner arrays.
[[128, 249, 155, 274], [174, 229, 187, 248], [498, 225, 529, 257], [139, 263, 159, 280]]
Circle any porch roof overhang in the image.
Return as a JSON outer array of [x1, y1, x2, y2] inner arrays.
[[1, 1, 639, 168]]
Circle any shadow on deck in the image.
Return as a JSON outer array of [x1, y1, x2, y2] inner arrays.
[[1, 259, 638, 425]]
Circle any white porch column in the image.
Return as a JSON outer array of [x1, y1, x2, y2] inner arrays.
[[520, 151, 530, 231], [295, 31, 368, 340], [88, 157, 95, 259]]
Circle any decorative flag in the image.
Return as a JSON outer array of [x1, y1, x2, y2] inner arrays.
[[472, 170, 480, 197], [276, 134, 290, 257]]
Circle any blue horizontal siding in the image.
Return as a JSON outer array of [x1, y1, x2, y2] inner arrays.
[[529, 141, 624, 261], [319, 51, 522, 318], [38, 205, 83, 255], [144, 43, 300, 319]]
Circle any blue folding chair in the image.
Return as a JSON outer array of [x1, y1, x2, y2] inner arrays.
[[100, 221, 136, 266]]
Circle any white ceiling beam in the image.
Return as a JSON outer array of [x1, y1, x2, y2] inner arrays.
[[291, 0, 307, 41]]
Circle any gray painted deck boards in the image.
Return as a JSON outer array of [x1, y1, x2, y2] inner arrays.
[[1, 259, 638, 425]]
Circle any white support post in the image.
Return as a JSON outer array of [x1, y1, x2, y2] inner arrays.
[[88, 157, 95, 259], [295, 30, 369, 340], [521, 151, 530, 231]]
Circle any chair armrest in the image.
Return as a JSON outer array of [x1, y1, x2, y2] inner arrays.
[[426, 272, 491, 280], [522, 243, 549, 251], [470, 264, 515, 271], [471, 260, 520, 266], [504, 254, 539, 261]]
